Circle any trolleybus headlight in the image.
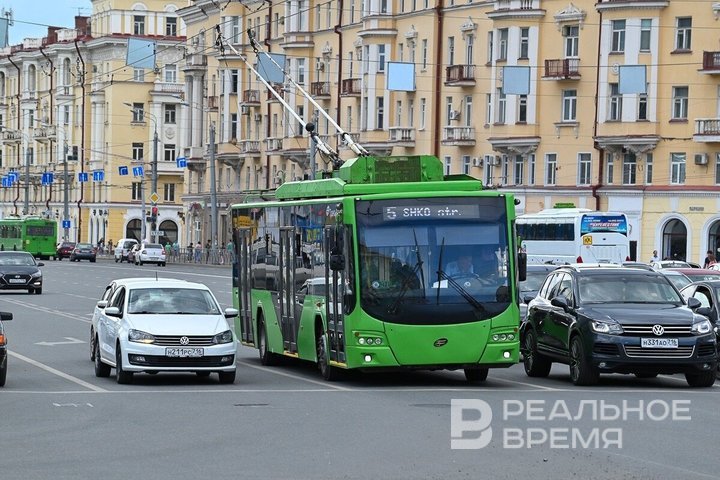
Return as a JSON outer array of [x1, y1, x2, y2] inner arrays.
[[375, 338, 382, 345], [363, 354, 372, 363], [507, 333, 515, 341], [492, 334, 499, 341], [358, 337, 366, 345]]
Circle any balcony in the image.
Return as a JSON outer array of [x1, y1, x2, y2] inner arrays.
[[152, 82, 184, 95], [341, 78, 361, 96], [311, 81, 331, 98], [266, 83, 284, 102], [337, 132, 361, 148], [1, 130, 22, 145], [238, 140, 261, 156], [543, 59, 581, 79], [32, 125, 57, 143], [445, 65, 475, 86], [596, 0, 669, 12], [693, 118, 720, 143], [388, 127, 416, 147], [265, 138, 283, 152], [207, 96, 219, 110], [488, 0, 544, 20], [242, 90, 261, 106], [184, 54, 207, 69], [442, 126, 476, 146], [700, 52, 720, 73]]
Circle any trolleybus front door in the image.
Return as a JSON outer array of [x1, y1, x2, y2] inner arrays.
[[237, 227, 254, 345], [279, 227, 298, 353], [324, 226, 346, 364]]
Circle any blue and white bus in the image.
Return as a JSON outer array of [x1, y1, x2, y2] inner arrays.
[[516, 208, 630, 265]]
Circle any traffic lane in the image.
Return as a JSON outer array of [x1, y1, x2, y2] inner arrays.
[[0, 384, 717, 480]]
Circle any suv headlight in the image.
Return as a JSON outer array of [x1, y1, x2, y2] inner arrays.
[[591, 320, 624, 335], [30, 271, 42, 278], [692, 319, 712, 335], [128, 329, 156, 344], [212, 330, 233, 344]]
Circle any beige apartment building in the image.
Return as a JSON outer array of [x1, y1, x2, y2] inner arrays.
[[0, 0, 188, 246]]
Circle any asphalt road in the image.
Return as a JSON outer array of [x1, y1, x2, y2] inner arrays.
[[0, 258, 718, 480]]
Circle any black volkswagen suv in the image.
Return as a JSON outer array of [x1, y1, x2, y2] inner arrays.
[[521, 265, 717, 387]]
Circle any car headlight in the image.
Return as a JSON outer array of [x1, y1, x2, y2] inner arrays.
[[692, 319, 712, 335], [590, 320, 624, 335], [128, 329, 156, 344], [30, 271, 42, 278], [212, 330, 233, 344]]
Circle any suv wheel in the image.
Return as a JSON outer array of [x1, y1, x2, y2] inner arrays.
[[523, 329, 552, 377], [685, 371, 716, 388], [569, 336, 599, 386]]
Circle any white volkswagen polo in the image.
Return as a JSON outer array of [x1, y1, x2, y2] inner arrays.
[[93, 279, 238, 384]]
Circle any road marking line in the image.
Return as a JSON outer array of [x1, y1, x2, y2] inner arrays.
[[8, 351, 107, 392], [1, 298, 90, 323], [237, 360, 351, 391], [490, 376, 560, 391], [607, 451, 717, 479]]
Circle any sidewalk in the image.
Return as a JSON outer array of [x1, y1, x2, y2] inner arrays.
[[95, 248, 234, 267]]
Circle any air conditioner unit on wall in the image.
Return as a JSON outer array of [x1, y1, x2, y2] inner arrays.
[[240, 105, 250, 115], [254, 113, 262, 122], [472, 157, 482, 167], [449, 110, 461, 121], [316, 61, 325, 71], [695, 153, 708, 165]]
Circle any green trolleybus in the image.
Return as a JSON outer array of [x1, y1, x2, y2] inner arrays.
[[230, 155, 527, 381], [0, 216, 58, 259]]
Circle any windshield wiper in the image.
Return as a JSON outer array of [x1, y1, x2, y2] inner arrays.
[[387, 230, 426, 314], [436, 270, 488, 317]]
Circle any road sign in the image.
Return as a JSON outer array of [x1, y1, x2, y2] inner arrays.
[[149, 192, 159, 203], [92, 171, 104, 182], [41, 172, 54, 185], [8, 172, 18, 182], [132, 166, 144, 177], [78, 172, 89, 182], [150, 230, 165, 237], [62, 220, 71, 229], [118, 166, 129, 176], [176, 157, 187, 168], [583, 235, 593, 246]]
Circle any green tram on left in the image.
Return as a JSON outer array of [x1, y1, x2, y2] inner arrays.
[[0, 216, 58, 259]]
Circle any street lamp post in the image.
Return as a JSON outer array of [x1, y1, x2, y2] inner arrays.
[[209, 122, 218, 254]]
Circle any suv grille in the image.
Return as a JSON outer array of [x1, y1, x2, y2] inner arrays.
[[593, 343, 620, 355], [153, 335, 215, 346], [623, 345, 694, 358], [697, 343, 716, 357], [621, 324, 693, 337]]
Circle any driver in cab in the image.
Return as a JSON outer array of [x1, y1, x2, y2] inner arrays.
[[447, 247, 497, 278]]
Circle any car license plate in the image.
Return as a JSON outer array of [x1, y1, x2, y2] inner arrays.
[[166, 347, 204, 357], [641, 338, 678, 348], [8, 279, 25, 284], [150, 257, 158, 260]]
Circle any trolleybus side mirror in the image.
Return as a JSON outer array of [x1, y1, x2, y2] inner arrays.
[[518, 252, 527, 281]]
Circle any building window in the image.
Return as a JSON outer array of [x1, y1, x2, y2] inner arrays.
[[498, 28, 508, 61], [487, 31, 494, 63], [545, 153, 557, 186], [421, 39, 428, 69], [672, 86, 688, 120], [63, 105, 70, 125], [609, 83, 621, 121], [133, 68, 145, 82], [500, 155, 509, 186], [132, 143, 144, 161], [163, 183, 175, 202], [564, 25, 579, 57], [230, 113, 238, 139], [376, 96, 384, 128], [645, 153, 653, 184], [514, 155, 524, 185], [670, 153, 686, 184], [131, 182, 142, 200], [420, 98, 426, 129], [444, 156, 451, 176], [675, 17, 692, 51], [484, 156, 494, 186], [164, 64, 177, 83], [163, 144, 176, 162], [640, 19, 652, 51], [518, 95, 527, 123], [165, 17, 177, 37], [611, 20, 625, 53], [485, 94, 492, 125], [131, 103, 144, 123], [230, 69, 239, 93], [562, 90, 577, 122], [164, 105, 176, 124], [519, 28, 529, 59], [462, 155, 470, 175], [133, 15, 145, 35], [378, 44, 386, 72], [448, 36, 455, 65], [606, 153, 614, 184], [297, 58, 306, 84], [638, 93, 648, 121], [528, 154, 536, 185], [622, 152, 637, 185], [578, 153, 591, 185], [466, 34, 474, 64], [496, 89, 506, 124]]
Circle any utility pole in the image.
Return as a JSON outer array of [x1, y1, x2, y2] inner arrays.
[[309, 111, 318, 180], [151, 125, 158, 242], [62, 143, 69, 240], [209, 122, 218, 256], [140, 175, 146, 242], [23, 146, 30, 214]]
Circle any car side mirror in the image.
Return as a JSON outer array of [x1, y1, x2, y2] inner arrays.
[[686, 297, 701, 309], [97, 300, 108, 309], [37, 262, 45, 267], [696, 306, 712, 317], [550, 296, 570, 311], [104, 306, 121, 318], [523, 294, 535, 304], [0, 311, 12, 321], [224, 307, 239, 318]]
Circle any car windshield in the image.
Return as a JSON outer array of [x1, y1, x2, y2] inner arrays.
[[127, 288, 221, 314], [144, 244, 162, 249], [578, 274, 683, 304], [663, 273, 692, 290], [0, 253, 36, 266], [356, 196, 512, 325], [520, 271, 551, 293]]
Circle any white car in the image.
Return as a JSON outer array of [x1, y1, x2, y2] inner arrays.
[[93, 279, 238, 384], [90, 277, 188, 363], [134, 242, 167, 266]]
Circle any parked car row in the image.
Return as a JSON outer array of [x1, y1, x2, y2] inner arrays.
[[113, 239, 166, 266]]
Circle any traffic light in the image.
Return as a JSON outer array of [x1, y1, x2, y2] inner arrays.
[[151, 206, 159, 217]]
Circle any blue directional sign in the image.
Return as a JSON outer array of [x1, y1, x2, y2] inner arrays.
[[41, 172, 54, 185], [78, 172, 89, 183], [62, 220, 71, 229], [132, 166, 144, 177], [118, 165, 129, 176], [176, 157, 187, 168], [8, 172, 18, 183], [1, 176, 10, 188], [93, 171, 105, 182]]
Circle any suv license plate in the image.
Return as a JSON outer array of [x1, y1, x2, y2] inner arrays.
[[166, 347, 204, 357], [8, 279, 25, 283], [641, 338, 678, 348]]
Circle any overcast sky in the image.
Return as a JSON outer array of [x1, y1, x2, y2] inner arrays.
[[3, 0, 92, 45]]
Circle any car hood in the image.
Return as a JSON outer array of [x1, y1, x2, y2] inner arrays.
[[580, 303, 696, 325], [0, 266, 40, 275], [126, 315, 229, 335]]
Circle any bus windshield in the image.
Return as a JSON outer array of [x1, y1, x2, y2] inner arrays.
[[356, 197, 511, 325]]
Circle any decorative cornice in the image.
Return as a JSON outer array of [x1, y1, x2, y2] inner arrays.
[[596, 1, 669, 13], [554, 3, 586, 30]]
